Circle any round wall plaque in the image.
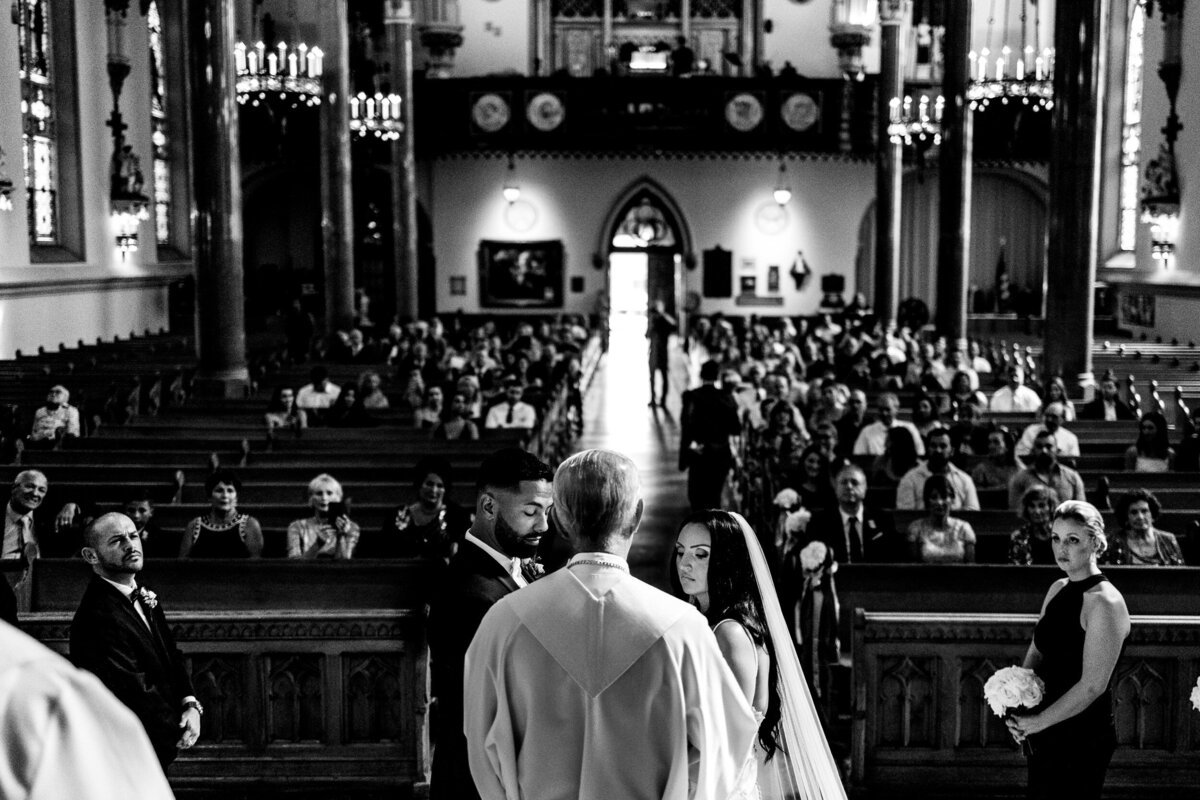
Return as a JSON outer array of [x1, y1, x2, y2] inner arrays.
[[527, 92, 565, 131], [471, 93, 511, 133], [725, 93, 764, 132], [781, 93, 820, 132]]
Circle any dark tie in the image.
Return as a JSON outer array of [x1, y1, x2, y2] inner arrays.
[[846, 517, 863, 563], [506, 403, 514, 424], [133, 591, 169, 656]]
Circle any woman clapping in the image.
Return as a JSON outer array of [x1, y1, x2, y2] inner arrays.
[[1006, 501, 1130, 799]]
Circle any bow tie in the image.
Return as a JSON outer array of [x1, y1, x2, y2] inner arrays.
[[131, 586, 159, 610]]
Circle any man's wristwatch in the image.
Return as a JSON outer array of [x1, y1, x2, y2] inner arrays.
[[183, 699, 205, 716]]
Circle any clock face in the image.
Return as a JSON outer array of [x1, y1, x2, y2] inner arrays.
[[781, 93, 821, 132], [726, 93, 764, 132], [527, 92, 565, 132], [471, 93, 511, 133]]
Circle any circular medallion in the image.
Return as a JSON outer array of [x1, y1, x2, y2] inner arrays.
[[527, 92, 565, 132], [471, 93, 511, 133], [754, 201, 788, 235], [781, 92, 820, 132], [725, 93, 764, 132], [503, 199, 538, 232]]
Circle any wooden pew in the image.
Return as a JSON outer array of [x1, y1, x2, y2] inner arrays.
[[851, 610, 1200, 797], [21, 559, 432, 796]]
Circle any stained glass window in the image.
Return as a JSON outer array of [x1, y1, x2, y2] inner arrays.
[[1118, 1, 1146, 253], [612, 195, 678, 248], [148, 0, 172, 244], [17, 0, 58, 244]]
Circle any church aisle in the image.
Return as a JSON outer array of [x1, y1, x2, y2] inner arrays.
[[570, 314, 693, 590]]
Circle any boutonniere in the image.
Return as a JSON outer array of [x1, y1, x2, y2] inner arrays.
[[520, 557, 546, 584], [393, 506, 412, 531], [135, 586, 158, 610], [437, 506, 447, 535]]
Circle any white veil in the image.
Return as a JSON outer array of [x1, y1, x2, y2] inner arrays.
[[730, 511, 847, 800]]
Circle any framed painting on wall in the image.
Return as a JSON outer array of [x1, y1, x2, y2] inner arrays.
[[478, 240, 564, 308]]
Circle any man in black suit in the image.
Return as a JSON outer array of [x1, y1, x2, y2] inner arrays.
[[426, 448, 555, 800], [679, 360, 742, 511], [1078, 372, 1138, 421], [805, 463, 897, 563], [70, 512, 201, 769]]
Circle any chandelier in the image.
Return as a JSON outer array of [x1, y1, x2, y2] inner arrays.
[[0, 142, 12, 212], [887, 94, 943, 147], [350, 93, 404, 140], [234, 42, 323, 108], [966, 0, 1054, 111]]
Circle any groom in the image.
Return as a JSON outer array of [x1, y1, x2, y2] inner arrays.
[[464, 448, 757, 800]]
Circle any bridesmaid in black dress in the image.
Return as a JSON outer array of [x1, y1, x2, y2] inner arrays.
[[1006, 500, 1131, 799]]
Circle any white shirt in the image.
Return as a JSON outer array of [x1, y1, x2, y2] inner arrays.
[[295, 382, 341, 410], [465, 565, 757, 800], [989, 385, 1043, 413], [464, 532, 527, 587], [483, 400, 537, 430], [895, 463, 981, 511], [852, 420, 926, 456], [98, 576, 153, 631], [2, 505, 34, 560], [0, 621, 175, 800], [1014, 424, 1081, 463]]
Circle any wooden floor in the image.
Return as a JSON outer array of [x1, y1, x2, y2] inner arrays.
[[570, 313, 693, 590]]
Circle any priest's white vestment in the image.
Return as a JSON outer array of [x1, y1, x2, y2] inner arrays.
[[464, 561, 758, 800]]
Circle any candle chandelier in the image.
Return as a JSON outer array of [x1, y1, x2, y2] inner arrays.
[[966, 0, 1054, 111], [0, 143, 12, 212], [350, 92, 404, 140], [234, 41, 323, 108], [887, 94, 944, 147]]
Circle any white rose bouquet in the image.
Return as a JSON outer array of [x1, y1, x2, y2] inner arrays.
[[1190, 675, 1200, 713], [773, 488, 800, 510], [984, 666, 1045, 718]]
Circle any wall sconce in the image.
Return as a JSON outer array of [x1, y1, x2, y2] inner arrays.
[[1140, 0, 1183, 268], [0, 142, 13, 212], [502, 156, 521, 203], [772, 160, 792, 206], [112, 198, 149, 259]]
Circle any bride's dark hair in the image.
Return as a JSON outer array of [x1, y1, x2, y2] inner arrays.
[[673, 509, 783, 759]]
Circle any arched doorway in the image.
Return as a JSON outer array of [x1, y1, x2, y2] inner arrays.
[[855, 169, 1048, 319], [597, 178, 693, 342]]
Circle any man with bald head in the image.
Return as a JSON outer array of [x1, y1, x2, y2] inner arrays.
[[464, 449, 757, 800], [70, 512, 201, 769]]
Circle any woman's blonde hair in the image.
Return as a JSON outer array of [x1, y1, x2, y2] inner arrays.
[[1052, 500, 1108, 555], [307, 473, 343, 502]]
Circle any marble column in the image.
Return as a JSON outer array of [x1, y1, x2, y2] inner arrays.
[[387, 0, 419, 323], [935, 0, 972, 348], [187, 0, 248, 396], [321, 0, 356, 333], [1043, 0, 1107, 387], [874, 0, 907, 324]]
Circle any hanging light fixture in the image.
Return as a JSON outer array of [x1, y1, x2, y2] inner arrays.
[[887, 93, 944, 147], [350, 92, 404, 140], [113, 200, 149, 259], [0, 142, 13, 212], [967, 0, 1054, 111], [502, 156, 521, 203], [234, 41, 323, 108], [772, 160, 792, 206]]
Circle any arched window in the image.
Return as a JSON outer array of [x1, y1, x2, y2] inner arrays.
[[148, 0, 173, 245], [17, 0, 59, 244], [1117, 0, 1146, 253], [611, 194, 678, 249]]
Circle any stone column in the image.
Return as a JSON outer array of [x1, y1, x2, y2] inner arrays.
[[935, 0, 971, 349], [187, 0, 248, 396], [321, 0, 356, 333], [387, 0, 419, 323], [874, 0, 908, 325], [1043, 0, 1107, 387]]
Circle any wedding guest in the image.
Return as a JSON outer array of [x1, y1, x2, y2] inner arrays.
[[853, 392, 925, 456], [896, 428, 981, 511], [1102, 489, 1186, 566], [413, 384, 444, 430], [326, 382, 376, 428], [264, 386, 306, 431], [365, 457, 471, 561], [295, 366, 341, 425], [178, 469, 263, 558], [286, 474, 360, 559], [1014, 404, 1080, 465], [27, 385, 81, 446], [971, 426, 1020, 489], [1042, 376, 1076, 422], [1008, 485, 1060, 565], [910, 393, 942, 441], [1007, 430, 1087, 511], [358, 370, 390, 410], [428, 448, 554, 800], [483, 377, 537, 430], [123, 493, 165, 556], [464, 450, 757, 800], [1123, 411, 1174, 472], [1078, 371, 1137, 421], [432, 392, 480, 441], [1006, 500, 1130, 800], [805, 464, 897, 563], [989, 364, 1042, 413], [786, 445, 835, 511], [905, 475, 976, 563]]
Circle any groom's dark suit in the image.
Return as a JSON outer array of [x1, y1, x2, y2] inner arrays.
[[69, 576, 194, 768], [427, 539, 521, 800]]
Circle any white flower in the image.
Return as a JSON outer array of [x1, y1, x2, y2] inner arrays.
[[983, 666, 1045, 717], [799, 540, 828, 573], [136, 587, 158, 610], [773, 488, 800, 509], [784, 508, 811, 535], [1190, 676, 1200, 713]]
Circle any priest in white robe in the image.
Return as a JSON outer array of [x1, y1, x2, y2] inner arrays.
[[464, 448, 758, 800]]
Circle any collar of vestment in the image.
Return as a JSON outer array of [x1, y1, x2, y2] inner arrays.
[[464, 531, 525, 585], [507, 567, 688, 698], [568, 551, 629, 572]]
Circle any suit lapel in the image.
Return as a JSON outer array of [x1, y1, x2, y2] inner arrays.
[[92, 578, 170, 665], [461, 540, 520, 594]]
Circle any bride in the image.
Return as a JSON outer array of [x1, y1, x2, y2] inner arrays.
[[674, 509, 847, 800]]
